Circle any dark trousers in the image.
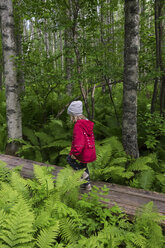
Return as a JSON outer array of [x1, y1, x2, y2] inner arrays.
[[66, 155, 90, 186]]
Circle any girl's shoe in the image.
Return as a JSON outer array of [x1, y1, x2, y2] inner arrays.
[[80, 183, 92, 191], [85, 184, 92, 191]]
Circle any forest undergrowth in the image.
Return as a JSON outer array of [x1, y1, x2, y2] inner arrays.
[[0, 161, 164, 248], [0, 86, 165, 194]]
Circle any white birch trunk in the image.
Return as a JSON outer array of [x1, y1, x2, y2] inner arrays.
[[122, 0, 140, 158], [0, 0, 22, 153]]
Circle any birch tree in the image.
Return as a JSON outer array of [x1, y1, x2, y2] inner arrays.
[[122, 0, 140, 158], [0, 0, 22, 155]]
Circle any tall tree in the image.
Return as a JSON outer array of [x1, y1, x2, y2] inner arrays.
[[14, 0, 25, 94], [151, 0, 164, 113], [122, 0, 140, 158], [158, 0, 165, 116], [0, 19, 3, 90], [0, 0, 22, 155]]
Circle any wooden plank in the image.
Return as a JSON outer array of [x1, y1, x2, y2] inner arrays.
[[0, 154, 165, 225]]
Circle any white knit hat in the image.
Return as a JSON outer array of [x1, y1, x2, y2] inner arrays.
[[67, 101, 83, 116]]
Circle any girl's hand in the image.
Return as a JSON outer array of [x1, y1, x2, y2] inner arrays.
[[71, 154, 76, 160]]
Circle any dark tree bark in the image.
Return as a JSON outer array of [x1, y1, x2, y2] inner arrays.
[[122, 0, 140, 158], [0, 0, 22, 155], [0, 18, 3, 90], [151, 0, 164, 113], [158, 1, 165, 115]]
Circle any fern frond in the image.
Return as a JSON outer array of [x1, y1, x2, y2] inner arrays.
[[35, 209, 52, 229], [60, 218, 79, 244], [138, 169, 154, 190], [94, 143, 112, 168], [124, 232, 146, 248], [110, 157, 127, 166], [0, 183, 19, 210], [10, 171, 30, 200], [0, 161, 11, 183], [35, 131, 54, 146], [156, 173, 165, 193], [23, 126, 39, 146], [100, 136, 124, 154], [0, 198, 34, 247], [0, 210, 6, 227], [134, 202, 164, 248], [44, 140, 70, 148], [128, 156, 153, 172], [59, 147, 71, 155], [33, 164, 55, 191], [97, 225, 124, 247], [55, 167, 84, 194], [36, 221, 59, 248], [103, 166, 134, 181]]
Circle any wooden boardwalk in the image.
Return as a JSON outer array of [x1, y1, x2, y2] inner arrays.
[[0, 154, 165, 224]]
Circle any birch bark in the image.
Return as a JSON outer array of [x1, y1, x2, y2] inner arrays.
[[122, 0, 140, 158], [0, 0, 22, 154]]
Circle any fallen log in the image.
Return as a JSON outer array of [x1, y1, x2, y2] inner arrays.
[[0, 154, 165, 225]]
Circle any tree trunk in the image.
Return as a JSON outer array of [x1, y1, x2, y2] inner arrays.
[[64, 28, 73, 95], [122, 0, 140, 158], [0, 19, 3, 90], [64, 2, 74, 96], [14, 1, 25, 94], [59, 30, 64, 71], [151, 0, 162, 113], [0, 0, 22, 155], [158, 1, 165, 116]]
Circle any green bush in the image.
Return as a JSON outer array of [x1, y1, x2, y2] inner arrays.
[[0, 161, 164, 248]]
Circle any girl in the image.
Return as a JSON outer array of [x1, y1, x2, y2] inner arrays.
[[66, 100, 96, 191]]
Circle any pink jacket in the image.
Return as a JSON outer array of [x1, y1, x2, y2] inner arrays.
[[69, 119, 96, 163]]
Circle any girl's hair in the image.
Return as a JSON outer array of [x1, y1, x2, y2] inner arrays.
[[71, 115, 86, 123]]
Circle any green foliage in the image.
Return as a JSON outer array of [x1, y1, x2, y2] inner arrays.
[[18, 118, 71, 164], [36, 222, 59, 248], [138, 112, 165, 151], [0, 161, 11, 183], [0, 198, 34, 247], [89, 137, 165, 192], [0, 91, 7, 152], [90, 137, 133, 184], [134, 202, 165, 248], [0, 161, 164, 247]]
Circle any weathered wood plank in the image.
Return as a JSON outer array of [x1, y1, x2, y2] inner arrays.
[[0, 154, 165, 224]]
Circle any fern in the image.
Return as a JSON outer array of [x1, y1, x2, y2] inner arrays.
[[0, 161, 11, 183], [23, 126, 39, 146], [59, 147, 71, 156], [100, 136, 124, 154], [59, 218, 79, 244], [19, 118, 72, 164], [134, 202, 165, 248], [36, 221, 59, 248], [138, 169, 154, 190], [0, 182, 19, 211], [44, 140, 70, 148], [55, 167, 84, 194], [35, 131, 54, 146], [33, 164, 55, 191], [91, 137, 129, 184], [128, 156, 153, 172], [10, 171, 30, 200], [156, 173, 165, 193], [124, 232, 146, 248], [102, 166, 134, 181], [0, 198, 34, 247]]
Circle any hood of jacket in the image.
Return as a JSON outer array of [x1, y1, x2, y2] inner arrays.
[[76, 119, 94, 136]]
